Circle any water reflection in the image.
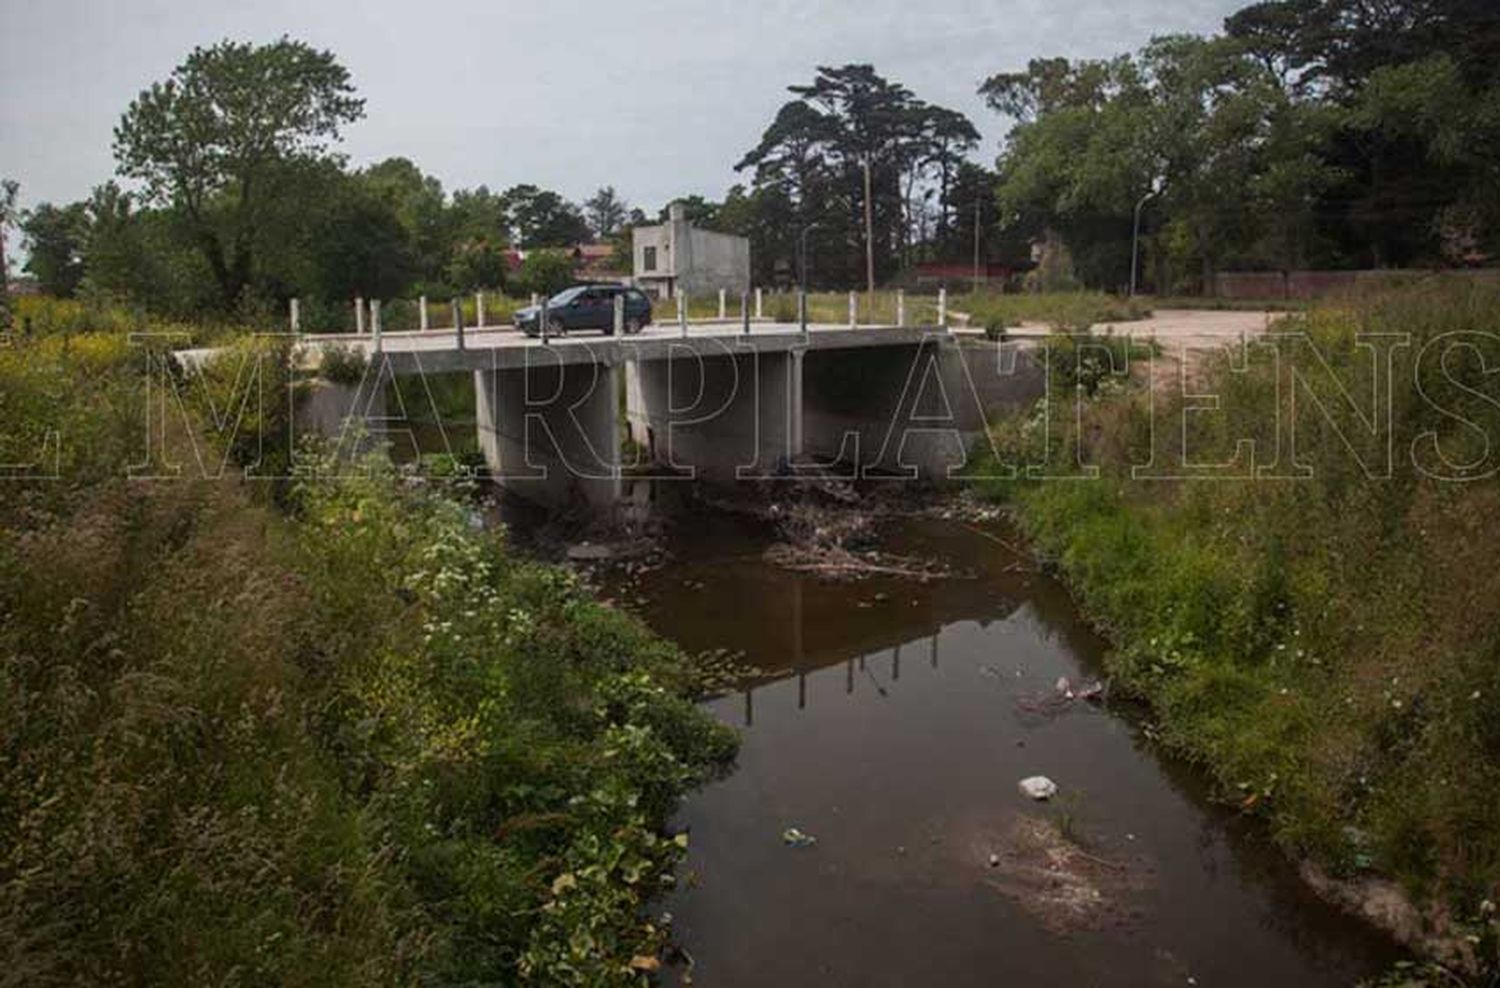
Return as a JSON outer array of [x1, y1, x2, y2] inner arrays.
[[595, 509, 1400, 988]]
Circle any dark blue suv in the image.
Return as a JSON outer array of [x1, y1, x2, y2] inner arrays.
[[515, 285, 653, 337]]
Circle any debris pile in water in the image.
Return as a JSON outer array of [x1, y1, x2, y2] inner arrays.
[[762, 542, 953, 581], [975, 814, 1150, 934]]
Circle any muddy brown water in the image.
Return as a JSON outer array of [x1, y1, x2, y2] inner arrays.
[[591, 505, 1400, 988]]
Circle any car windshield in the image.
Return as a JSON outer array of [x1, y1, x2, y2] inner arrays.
[[547, 287, 585, 306]]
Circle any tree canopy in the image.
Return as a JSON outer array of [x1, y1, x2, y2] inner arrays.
[[114, 38, 366, 308], [732, 64, 982, 288], [984, 0, 1500, 290]]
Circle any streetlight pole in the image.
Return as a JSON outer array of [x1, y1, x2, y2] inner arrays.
[[862, 156, 876, 307], [798, 221, 819, 294], [1130, 187, 1158, 297]]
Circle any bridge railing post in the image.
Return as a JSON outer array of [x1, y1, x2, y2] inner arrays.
[[613, 293, 624, 336], [452, 298, 465, 351], [678, 291, 688, 338], [741, 291, 750, 336], [419, 295, 429, 331], [289, 297, 301, 335], [476, 291, 485, 329], [938, 287, 947, 329], [354, 296, 365, 335], [372, 299, 383, 353], [755, 286, 763, 320], [896, 289, 905, 327], [540, 298, 549, 343], [848, 290, 857, 328], [798, 290, 808, 340]]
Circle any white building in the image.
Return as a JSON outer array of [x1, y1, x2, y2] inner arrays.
[[632, 202, 750, 299]]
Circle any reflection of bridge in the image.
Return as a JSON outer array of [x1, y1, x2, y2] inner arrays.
[[655, 535, 1111, 727], [741, 635, 947, 728], [299, 321, 1045, 510]]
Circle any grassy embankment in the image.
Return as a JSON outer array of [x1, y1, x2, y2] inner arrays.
[[971, 282, 1500, 978], [0, 300, 735, 986], [951, 290, 1153, 334]]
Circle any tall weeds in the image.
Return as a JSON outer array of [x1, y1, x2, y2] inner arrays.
[[0, 302, 735, 986], [974, 282, 1500, 971]]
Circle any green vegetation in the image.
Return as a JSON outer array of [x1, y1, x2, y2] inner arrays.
[[732, 64, 994, 288], [318, 342, 368, 385], [0, 300, 736, 985], [9, 41, 603, 325], [986, 2, 1500, 291], [953, 291, 1153, 333], [972, 281, 1500, 973]]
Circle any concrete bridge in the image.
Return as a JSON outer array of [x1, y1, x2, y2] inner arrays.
[[292, 320, 1047, 511]]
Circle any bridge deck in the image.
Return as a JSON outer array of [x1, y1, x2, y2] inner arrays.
[[311, 322, 949, 373]]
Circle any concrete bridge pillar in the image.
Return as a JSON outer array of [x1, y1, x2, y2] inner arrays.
[[297, 374, 389, 461], [625, 344, 804, 484], [475, 358, 621, 511]]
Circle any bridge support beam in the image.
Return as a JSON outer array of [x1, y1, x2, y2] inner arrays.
[[475, 361, 621, 511]]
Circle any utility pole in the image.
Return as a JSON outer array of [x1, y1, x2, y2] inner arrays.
[[862, 156, 876, 307], [0, 180, 17, 332], [973, 197, 983, 293]]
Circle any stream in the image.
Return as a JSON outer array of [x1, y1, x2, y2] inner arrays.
[[581, 498, 1400, 987]]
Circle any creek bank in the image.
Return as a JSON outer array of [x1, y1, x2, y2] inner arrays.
[[994, 492, 1462, 975], [966, 285, 1500, 982]]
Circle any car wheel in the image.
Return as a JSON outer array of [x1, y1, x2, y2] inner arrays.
[[547, 317, 568, 337], [625, 318, 643, 335]]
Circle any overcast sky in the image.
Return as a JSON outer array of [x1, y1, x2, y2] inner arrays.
[[2, 0, 1244, 218]]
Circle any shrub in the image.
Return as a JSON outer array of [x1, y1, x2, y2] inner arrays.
[[770, 293, 798, 323], [318, 342, 368, 385], [0, 328, 736, 986], [984, 315, 1013, 341]]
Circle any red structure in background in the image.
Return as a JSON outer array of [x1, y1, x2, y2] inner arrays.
[[502, 244, 625, 283], [910, 261, 1020, 286]]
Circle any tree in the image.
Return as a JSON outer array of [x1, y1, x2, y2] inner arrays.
[[448, 186, 509, 249], [362, 158, 451, 283], [515, 250, 576, 297], [501, 185, 589, 247], [79, 182, 187, 312], [307, 172, 415, 302], [657, 195, 722, 227], [736, 64, 981, 287], [584, 186, 628, 238], [446, 239, 508, 292], [21, 202, 90, 297], [113, 38, 365, 309], [1224, 0, 1327, 89], [983, 27, 1371, 289], [0, 179, 17, 329]]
